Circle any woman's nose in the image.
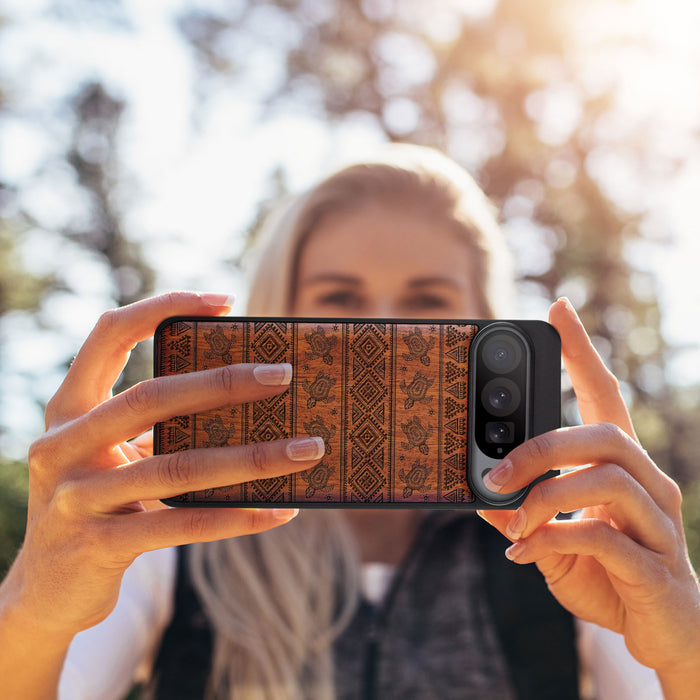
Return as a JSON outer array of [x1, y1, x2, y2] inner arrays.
[[364, 300, 397, 318]]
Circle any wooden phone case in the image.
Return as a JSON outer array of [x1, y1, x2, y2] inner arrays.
[[154, 317, 558, 508]]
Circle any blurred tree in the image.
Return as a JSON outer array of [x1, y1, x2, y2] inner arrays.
[[1, 46, 156, 402], [0, 197, 54, 316], [62, 81, 156, 391], [0, 35, 155, 570], [0, 189, 45, 579], [0, 12, 45, 573]]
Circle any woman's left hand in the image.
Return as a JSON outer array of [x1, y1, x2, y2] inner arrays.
[[478, 298, 700, 696]]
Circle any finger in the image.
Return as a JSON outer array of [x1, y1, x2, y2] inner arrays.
[[548, 298, 636, 439], [128, 431, 153, 459], [120, 431, 152, 461], [88, 436, 325, 507], [109, 507, 300, 557], [70, 362, 293, 452], [503, 517, 663, 588], [483, 423, 681, 515], [47, 292, 235, 424], [120, 441, 144, 462], [476, 509, 516, 540], [503, 464, 675, 554]]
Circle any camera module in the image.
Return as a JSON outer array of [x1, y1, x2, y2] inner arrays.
[[467, 320, 560, 507], [470, 323, 531, 463]]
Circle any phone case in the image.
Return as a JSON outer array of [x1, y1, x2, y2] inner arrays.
[[154, 317, 560, 508]]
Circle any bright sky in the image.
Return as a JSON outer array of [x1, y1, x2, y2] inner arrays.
[[1, 0, 699, 456]]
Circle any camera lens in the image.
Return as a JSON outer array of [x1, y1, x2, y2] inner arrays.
[[486, 421, 514, 443], [481, 378, 521, 417], [489, 387, 511, 411], [482, 334, 522, 374]]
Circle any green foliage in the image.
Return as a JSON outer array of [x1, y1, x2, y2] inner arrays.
[[0, 460, 29, 577], [682, 479, 700, 572], [0, 222, 54, 316]]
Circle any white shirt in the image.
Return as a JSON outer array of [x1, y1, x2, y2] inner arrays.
[[59, 548, 663, 700]]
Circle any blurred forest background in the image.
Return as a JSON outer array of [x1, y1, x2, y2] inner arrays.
[[1, 0, 700, 574]]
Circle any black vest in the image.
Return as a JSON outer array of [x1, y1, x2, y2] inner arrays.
[[148, 514, 579, 699]]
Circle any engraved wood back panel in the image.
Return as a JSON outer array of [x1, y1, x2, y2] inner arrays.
[[155, 319, 478, 505]]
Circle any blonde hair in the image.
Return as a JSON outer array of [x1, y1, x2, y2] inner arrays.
[[246, 143, 514, 317], [188, 144, 514, 699], [189, 512, 360, 700]]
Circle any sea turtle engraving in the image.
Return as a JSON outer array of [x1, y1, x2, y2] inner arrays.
[[304, 325, 338, 365], [301, 371, 337, 408], [202, 415, 234, 447], [400, 415, 433, 455], [402, 327, 435, 366], [399, 371, 435, 409], [303, 415, 336, 454], [300, 462, 335, 498], [203, 326, 234, 364], [399, 459, 433, 498]]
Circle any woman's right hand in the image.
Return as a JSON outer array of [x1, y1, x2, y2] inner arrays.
[[1, 292, 324, 642]]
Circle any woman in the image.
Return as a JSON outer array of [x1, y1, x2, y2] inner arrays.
[[0, 145, 698, 699]]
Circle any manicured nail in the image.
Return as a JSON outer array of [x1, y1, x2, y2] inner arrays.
[[254, 363, 293, 386], [505, 541, 527, 561], [273, 508, 299, 521], [557, 296, 578, 319], [506, 509, 527, 540], [483, 460, 512, 493], [199, 293, 236, 309], [286, 437, 325, 461]]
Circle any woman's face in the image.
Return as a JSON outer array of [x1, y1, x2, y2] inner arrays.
[[293, 202, 485, 319]]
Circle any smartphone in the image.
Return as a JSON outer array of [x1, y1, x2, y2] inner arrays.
[[153, 317, 560, 509]]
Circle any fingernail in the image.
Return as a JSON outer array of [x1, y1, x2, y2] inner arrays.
[[483, 460, 512, 493], [254, 363, 293, 386], [557, 296, 578, 319], [505, 541, 527, 561], [199, 293, 236, 309], [273, 508, 299, 521], [286, 437, 325, 461], [506, 509, 527, 540]]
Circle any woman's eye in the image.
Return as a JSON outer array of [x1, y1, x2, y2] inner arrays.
[[315, 290, 364, 310], [403, 295, 451, 311]]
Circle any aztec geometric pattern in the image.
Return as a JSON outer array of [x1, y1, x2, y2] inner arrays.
[[155, 319, 478, 505]]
